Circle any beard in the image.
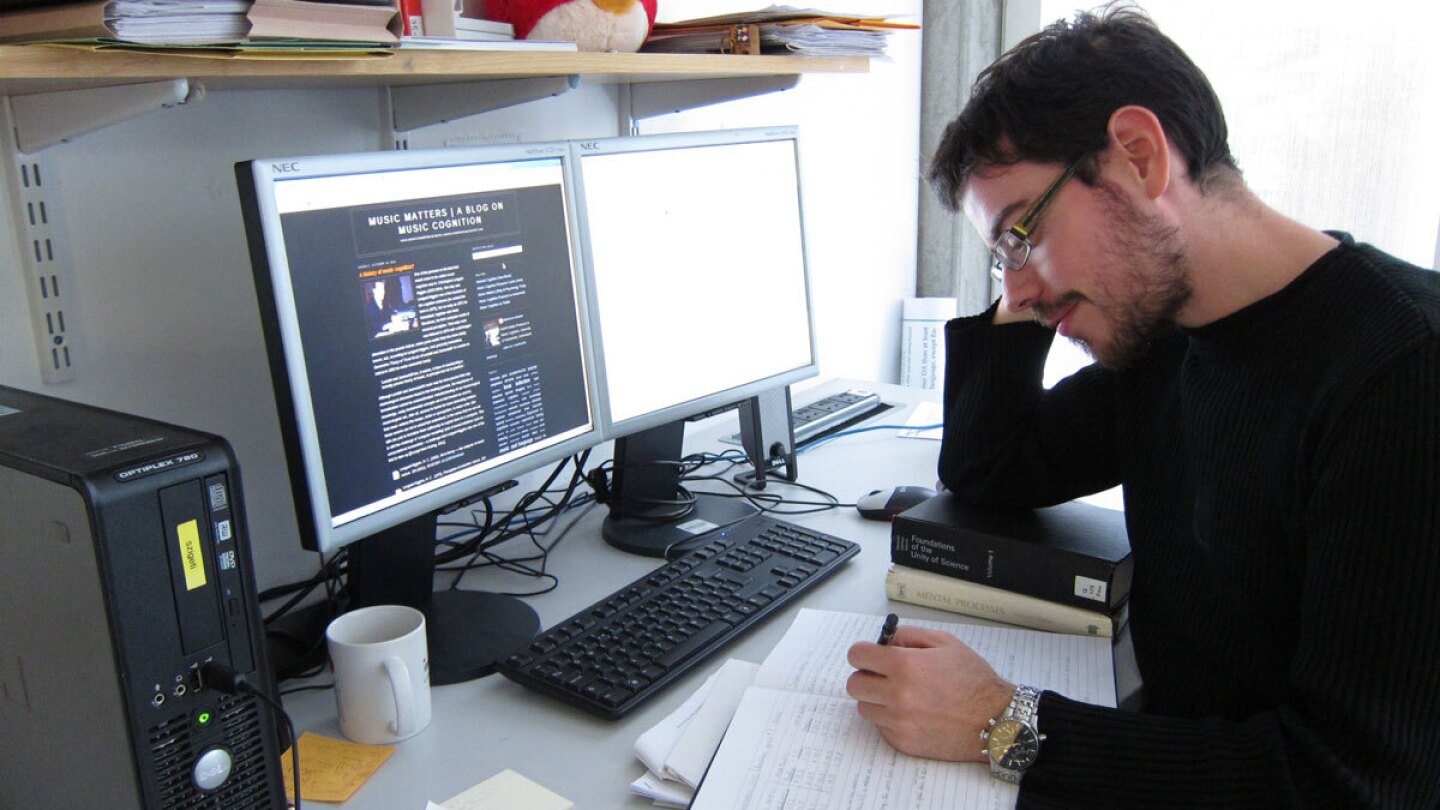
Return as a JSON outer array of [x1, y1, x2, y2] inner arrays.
[[1034, 181, 1192, 369]]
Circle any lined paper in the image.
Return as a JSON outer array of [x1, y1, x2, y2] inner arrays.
[[691, 609, 1114, 810]]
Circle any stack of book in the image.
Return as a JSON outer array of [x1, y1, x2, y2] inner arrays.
[[889, 493, 1132, 638]]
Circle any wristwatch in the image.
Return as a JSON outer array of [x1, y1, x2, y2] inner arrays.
[[980, 684, 1045, 783]]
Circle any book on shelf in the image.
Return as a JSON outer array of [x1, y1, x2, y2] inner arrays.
[[886, 562, 1127, 639], [689, 608, 1114, 809], [247, 0, 400, 44], [891, 492, 1132, 612]]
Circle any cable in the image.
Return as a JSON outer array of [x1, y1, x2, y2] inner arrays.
[[797, 422, 942, 454], [200, 662, 302, 810]]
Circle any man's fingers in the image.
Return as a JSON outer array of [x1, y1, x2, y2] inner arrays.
[[846, 668, 889, 704], [888, 625, 956, 648]]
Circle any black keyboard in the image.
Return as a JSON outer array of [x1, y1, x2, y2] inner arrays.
[[498, 514, 860, 719]]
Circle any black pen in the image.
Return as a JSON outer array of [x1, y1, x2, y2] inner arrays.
[[876, 613, 899, 645]]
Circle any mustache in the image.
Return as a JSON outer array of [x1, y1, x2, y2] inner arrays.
[[1032, 292, 1086, 329]]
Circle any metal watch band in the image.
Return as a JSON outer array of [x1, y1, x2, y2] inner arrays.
[[988, 684, 1043, 783], [1007, 684, 1042, 726]]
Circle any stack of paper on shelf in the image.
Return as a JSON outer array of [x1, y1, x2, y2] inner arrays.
[[0, 0, 401, 47], [644, 5, 918, 57]]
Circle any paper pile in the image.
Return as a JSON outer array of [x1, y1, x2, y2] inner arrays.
[[629, 658, 760, 807]]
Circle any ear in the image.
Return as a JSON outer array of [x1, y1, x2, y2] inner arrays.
[[1104, 106, 1170, 200]]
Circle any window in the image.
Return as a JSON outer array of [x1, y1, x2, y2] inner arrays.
[[1022, 0, 1440, 387]]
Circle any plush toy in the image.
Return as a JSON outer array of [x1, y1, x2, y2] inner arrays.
[[487, 0, 658, 53]]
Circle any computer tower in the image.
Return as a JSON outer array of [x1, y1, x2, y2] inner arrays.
[[0, 385, 286, 808]]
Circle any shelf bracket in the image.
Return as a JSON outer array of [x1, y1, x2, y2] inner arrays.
[[624, 75, 802, 125], [389, 75, 580, 132], [9, 79, 201, 154], [1, 98, 81, 382]]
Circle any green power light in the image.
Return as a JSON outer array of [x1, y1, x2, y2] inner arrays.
[[196, 711, 212, 726]]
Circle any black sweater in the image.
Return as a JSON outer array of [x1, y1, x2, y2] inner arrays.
[[939, 236, 1440, 808]]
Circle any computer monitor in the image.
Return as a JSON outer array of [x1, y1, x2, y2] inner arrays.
[[573, 127, 819, 556], [236, 143, 598, 683]]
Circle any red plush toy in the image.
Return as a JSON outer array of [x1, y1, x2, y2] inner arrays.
[[487, 0, 658, 53]]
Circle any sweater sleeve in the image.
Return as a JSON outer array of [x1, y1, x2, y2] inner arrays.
[[937, 307, 1121, 507], [1016, 340, 1440, 809]]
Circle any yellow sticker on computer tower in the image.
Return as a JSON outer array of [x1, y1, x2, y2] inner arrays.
[[176, 519, 207, 591]]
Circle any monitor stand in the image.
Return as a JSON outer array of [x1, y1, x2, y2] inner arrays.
[[601, 418, 757, 558], [346, 512, 539, 685]]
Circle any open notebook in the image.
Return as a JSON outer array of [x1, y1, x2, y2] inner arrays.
[[690, 608, 1116, 810]]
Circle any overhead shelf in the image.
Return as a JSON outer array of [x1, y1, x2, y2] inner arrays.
[[0, 45, 869, 95]]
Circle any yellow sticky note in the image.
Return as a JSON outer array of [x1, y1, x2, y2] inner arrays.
[[442, 769, 574, 810], [175, 519, 207, 591], [280, 732, 396, 803]]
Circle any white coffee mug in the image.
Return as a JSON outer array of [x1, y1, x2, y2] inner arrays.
[[326, 604, 432, 744]]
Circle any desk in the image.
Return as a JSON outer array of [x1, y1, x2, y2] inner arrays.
[[281, 379, 1132, 808]]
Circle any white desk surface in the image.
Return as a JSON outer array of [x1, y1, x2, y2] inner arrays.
[[282, 378, 1131, 808]]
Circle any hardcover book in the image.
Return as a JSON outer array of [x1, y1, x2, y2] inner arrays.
[[885, 563, 1126, 638], [890, 493, 1132, 611]]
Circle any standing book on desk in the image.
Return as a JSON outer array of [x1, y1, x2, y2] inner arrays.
[[891, 493, 1132, 612], [690, 608, 1115, 809]]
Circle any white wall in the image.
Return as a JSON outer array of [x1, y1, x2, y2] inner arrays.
[[0, 10, 921, 591]]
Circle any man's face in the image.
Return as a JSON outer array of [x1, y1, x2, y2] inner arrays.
[[372, 282, 386, 305], [961, 160, 1192, 369]]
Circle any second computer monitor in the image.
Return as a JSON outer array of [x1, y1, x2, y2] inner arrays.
[[577, 127, 817, 433], [574, 127, 819, 555]]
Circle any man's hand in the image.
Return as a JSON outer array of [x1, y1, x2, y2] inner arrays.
[[993, 288, 1036, 325], [846, 626, 1015, 762]]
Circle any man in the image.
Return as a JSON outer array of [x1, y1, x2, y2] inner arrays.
[[365, 279, 395, 337], [847, 7, 1440, 807]]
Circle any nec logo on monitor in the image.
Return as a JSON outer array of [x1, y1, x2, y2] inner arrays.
[[270, 162, 302, 174]]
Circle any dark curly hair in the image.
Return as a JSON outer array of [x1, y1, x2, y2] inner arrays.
[[928, 4, 1240, 211]]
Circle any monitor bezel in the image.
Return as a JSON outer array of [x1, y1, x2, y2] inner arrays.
[[239, 142, 602, 555], [571, 126, 821, 442]]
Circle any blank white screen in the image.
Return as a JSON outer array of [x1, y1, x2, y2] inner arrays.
[[583, 139, 814, 425]]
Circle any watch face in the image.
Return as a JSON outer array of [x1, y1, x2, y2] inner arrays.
[[986, 719, 1041, 770]]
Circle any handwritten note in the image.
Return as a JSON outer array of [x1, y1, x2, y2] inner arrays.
[[280, 731, 394, 803], [690, 609, 1115, 810]]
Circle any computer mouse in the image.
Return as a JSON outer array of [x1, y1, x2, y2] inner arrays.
[[855, 485, 938, 521]]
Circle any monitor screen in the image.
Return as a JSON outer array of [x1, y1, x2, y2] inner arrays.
[[238, 144, 597, 556], [574, 127, 818, 437]]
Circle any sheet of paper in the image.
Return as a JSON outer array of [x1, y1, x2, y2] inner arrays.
[[629, 770, 695, 807], [280, 731, 395, 803], [633, 662, 723, 776], [693, 687, 1018, 810], [441, 768, 573, 810], [756, 608, 1116, 706], [665, 658, 759, 786], [899, 400, 944, 440], [692, 609, 1115, 810]]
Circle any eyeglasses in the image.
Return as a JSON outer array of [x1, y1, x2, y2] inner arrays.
[[989, 158, 1081, 283]]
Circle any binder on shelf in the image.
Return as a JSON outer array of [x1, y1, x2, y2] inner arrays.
[[0, 0, 402, 45], [0, 1, 124, 43]]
